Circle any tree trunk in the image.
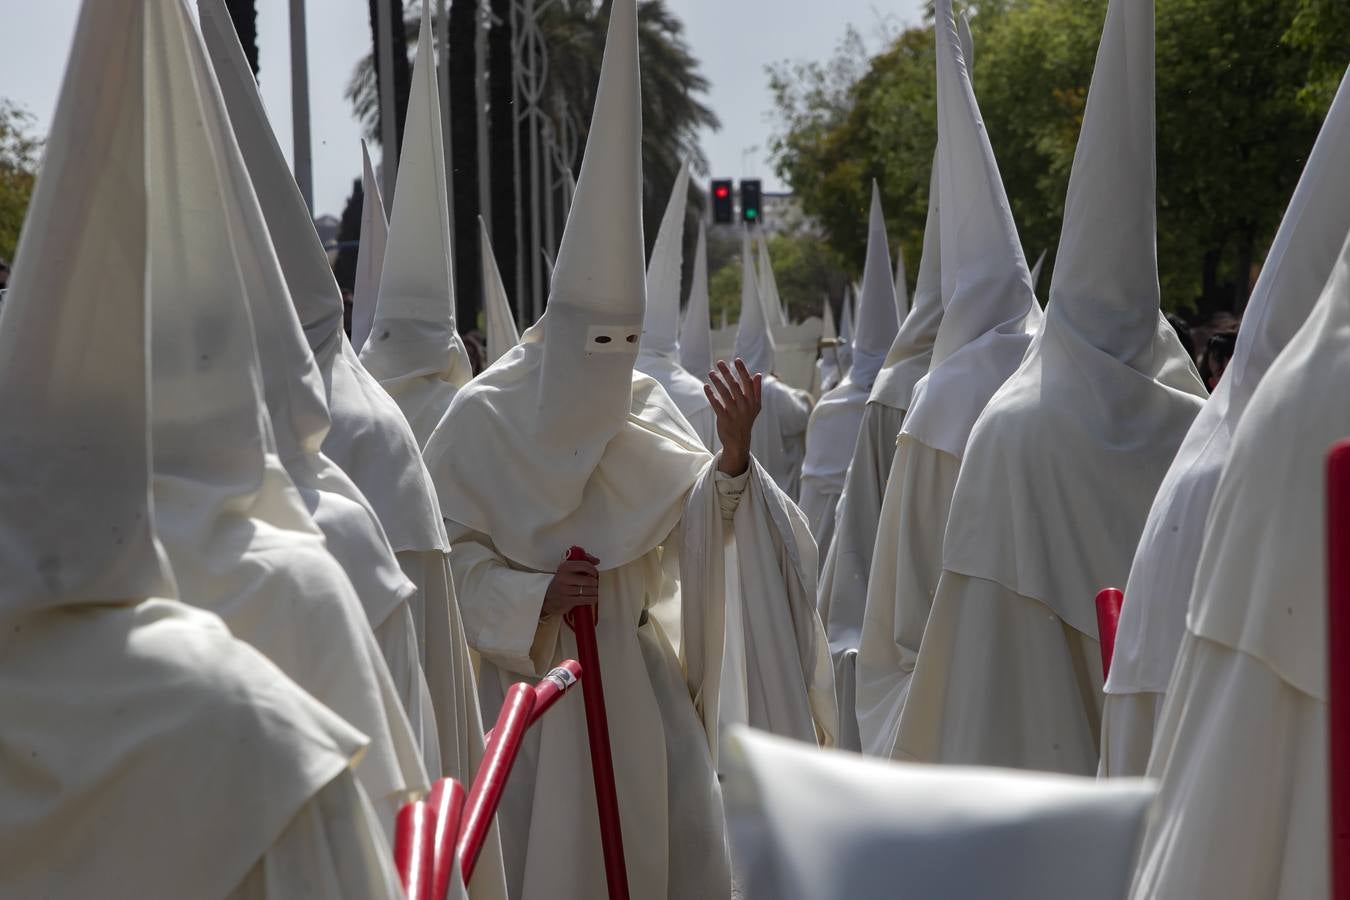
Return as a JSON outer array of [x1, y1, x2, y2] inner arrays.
[[367, 0, 413, 159], [448, 0, 482, 331], [225, 0, 260, 77], [488, 0, 518, 318]]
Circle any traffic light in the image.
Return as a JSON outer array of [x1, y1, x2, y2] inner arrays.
[[740, 179, 762, 224], [711, 179, 734, 224]]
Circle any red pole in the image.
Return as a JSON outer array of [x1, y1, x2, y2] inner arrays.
[[1095, 587, 1124, 682], [486, 660, 583, 742], [563, 546, 632, 900], [429, 778, 467, 900], [1327, 440, 1350, 900], [457, 682, 536, 883], [394, 800, 436, 900]]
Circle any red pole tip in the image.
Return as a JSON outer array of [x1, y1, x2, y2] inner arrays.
[[429, 779, 467, 900], [565, 546, 589, 561], [1095, 587, 1125, 682], [393, 801, 436, 900]]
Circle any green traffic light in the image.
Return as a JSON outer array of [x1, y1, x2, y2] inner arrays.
[[745, 209, 757, 219]]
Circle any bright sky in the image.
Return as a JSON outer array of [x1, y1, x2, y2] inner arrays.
[[2, 0, 926, 218]]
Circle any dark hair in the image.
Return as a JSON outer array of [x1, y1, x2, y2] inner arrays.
[[1165, 312, 1195, 361]]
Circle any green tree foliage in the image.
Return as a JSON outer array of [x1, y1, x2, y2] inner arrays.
[[707, 227, 848, 326], [0, 100, 41, 263], [770, 0, 1343, 314]]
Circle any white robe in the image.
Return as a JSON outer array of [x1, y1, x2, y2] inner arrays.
[[816, 401, 906, 752], [854, 437, 960, 758], [0, 600, 404, 900], [448, 463, 834, 900], [752, 375, 812, 501], [798, 379, 869, 560]]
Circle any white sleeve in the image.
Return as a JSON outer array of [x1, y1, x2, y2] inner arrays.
[[227, 771, 405, 900], [445, 520, 561, 678]]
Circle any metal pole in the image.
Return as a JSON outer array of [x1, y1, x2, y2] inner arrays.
[[438, 0, 456, 263], [476, 0, 492, 234], [288, 0, 313, 211], [376, 0, 399, 212]]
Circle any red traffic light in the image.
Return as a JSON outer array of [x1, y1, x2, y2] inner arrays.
[[714, 185, 730, 199], [710, 179, 734, 225]]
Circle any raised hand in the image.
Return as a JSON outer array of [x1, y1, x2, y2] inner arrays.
[[542, 549, 600, 617], [705, 358, 763, 477]]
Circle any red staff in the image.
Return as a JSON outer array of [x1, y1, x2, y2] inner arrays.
[[1327, 440, 1350, 900], [1094, 587, 1124, 682], [563, 545, 631, 900]]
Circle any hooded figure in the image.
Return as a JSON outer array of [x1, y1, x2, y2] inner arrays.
[[837, 286, 855, 377], [800, 183, 902, 560], [359, 7, 473, 445], [200, 5, 504, 890], [735, 231, 814, 499], [818, 161, 944, 753], [352, 139, 388, 353], [143, 0, 430, 834], [724, 727, 1154, 900], [895, 0, 1205, 774], [636, 160, 717, 448], [0, 4, 405, 896], [421, 3, 835, 896], [816, 295, 842, 394], [679, 221, 714, 379], [1125, 183, 1350, 900], [481, 215, 521, 366], [1102, 70, 1350, 777], [855, 1, 1043, 759]]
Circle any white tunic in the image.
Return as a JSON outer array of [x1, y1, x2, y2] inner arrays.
[[753, 375, 813, 501]]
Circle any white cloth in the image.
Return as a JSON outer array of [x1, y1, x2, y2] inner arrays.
[[1127, 222, 1350, 899], [845, 182, 902, 389], [481, 215, 520, 365], [798, 378, 867, 556], [351, 139, 387, 354], [816, 401, 906, 751], [447, 459, 834, 900], [902, 0, 1204, 774], [1103, 67, 1350, 775], [359, 8, 472, 445], [855, 439, 961, 757], [753, 375, 813, 501], [679, 222, 714, 378], [723, 726, 1155, 900]]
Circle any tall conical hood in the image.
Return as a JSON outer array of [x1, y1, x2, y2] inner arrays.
[[849, 181, 901, 388], [148, 0, 317, 552], [481, 215, 520, 364], [929, 0, 1037, 366], [734, 229, 776, 374], [899, 0, 1042, 457], [839, 288, 855, 346], [640, 159, 690, 359], [822, 296, 838, 342], [549, 0, 644, 317], [352, 139, 388, 353], [529, 0, 645, 448], [1107, 68, 1350, 702], [0, 0, 173, 617], [1047, 0, 1160, 362], [1029, 249, 1048, 295], [894, 245, 910, 319], [870, 156, 944, 411], [757, 231, 790, 328], [361, 4, 472, 389], [199, 0, 345, 368], [679, 221, 714, 375]]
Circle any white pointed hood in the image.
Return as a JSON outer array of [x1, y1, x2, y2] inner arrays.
[[1108, 68, 1350, 699], [201, 0, 443, 563], [199, 0, 344, 368], [870, 159, 944, 412], [679, 221, 714, 376], [735, 229, 776, 374], [636, 161, 714, 441], [848, 182, 902, 389], [1029, 248, 1047, 296], [894, 245, 910, 319], [0, 0, 173, 619], [640, 159, 690, 360], [360, 4, 472, 440], [481, 215, 520, 365], [423, 0, 709, 573], [939, 0, 1206, 637], [756, 232, 790, 329], [898, 0, 1042, 458], [352, 140, 388, 353]]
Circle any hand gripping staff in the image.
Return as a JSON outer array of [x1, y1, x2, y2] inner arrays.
[[562, 545, 632, 900], [1328, 440, 1350, 900]]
